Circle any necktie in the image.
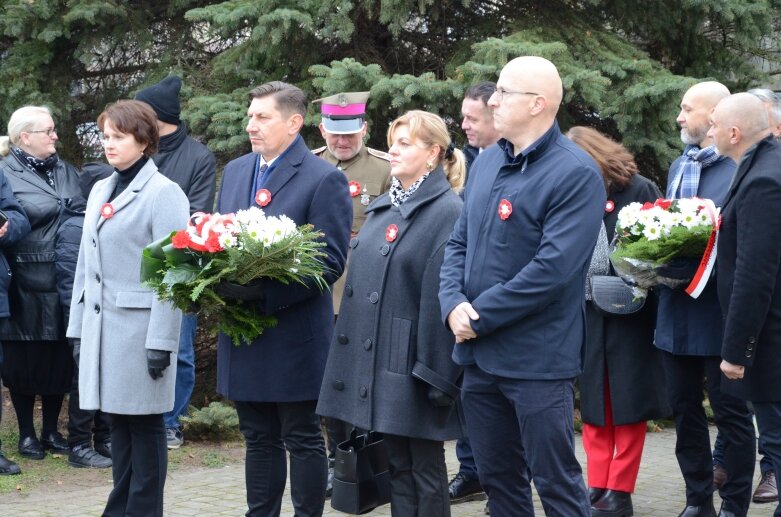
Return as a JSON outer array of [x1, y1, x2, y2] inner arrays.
[[257, 163, 269, 188]]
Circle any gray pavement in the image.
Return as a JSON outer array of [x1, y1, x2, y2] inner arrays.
[[0, 427, 773, 516]]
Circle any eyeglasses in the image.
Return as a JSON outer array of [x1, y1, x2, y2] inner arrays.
[[491, 88, 540, 102], [28, 128, 57, 137]]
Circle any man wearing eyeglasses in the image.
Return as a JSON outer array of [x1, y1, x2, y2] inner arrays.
[[440, 56, 605, 516]]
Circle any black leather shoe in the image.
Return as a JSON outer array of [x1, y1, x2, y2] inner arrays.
[[716, 508, 739, 517], [95, 440, 112, 459], [592, 489, 633, 516], [589, 487, 607, 505], [325, 465, 334, 498], [18, 436, 44, 460], [41, 431, 69, 453], [677, 499, 717, 517], [0, 452, 20, 475], [448, 472, 486, 504], [68, 445, 112, 468]]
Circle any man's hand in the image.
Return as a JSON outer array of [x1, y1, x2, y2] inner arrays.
[[447, 302, 479, 343], [0, 221, 9, 239], [720, 359, 745, 380]]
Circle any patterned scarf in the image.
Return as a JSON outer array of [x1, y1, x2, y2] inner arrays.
[[389, 173, 430, 207], [585, 222, 610, 301], [666, 145, 722, 199], [10, 146, 58, 188]]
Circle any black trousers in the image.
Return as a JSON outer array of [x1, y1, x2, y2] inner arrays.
[[68, 357, 110, 448], [325, 416, 351, 466], [384, 434, 450, 517], [462, 365, 590, 517], [103, 413, 167, 517], [662, 352, 755, 514], [753, 401, 781, 517], [235, 400, 327, 517]]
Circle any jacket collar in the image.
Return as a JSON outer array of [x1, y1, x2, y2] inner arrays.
[[96, 159, 159, 230], [157, 123, 187, 154], [2, 151, 59, 197], [366, 166, 451, 220], [258, 134, 307, 198], [722, 135, 776, 209], [499, 120, 560, 167]]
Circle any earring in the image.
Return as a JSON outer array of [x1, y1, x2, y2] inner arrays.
[[426, 161, 434, 171]]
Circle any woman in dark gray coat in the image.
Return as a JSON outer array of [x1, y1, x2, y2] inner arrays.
[[568, 127, 669, 517], [0, 106, 82, 460], [318, 110, 465, 517]]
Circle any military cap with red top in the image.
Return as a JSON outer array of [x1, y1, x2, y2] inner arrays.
[[312, 91, 370, 134]]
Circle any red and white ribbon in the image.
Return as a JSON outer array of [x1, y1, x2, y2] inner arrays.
[[685, 198, 720, 299]]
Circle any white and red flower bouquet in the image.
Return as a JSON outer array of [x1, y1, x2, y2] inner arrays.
[[140, 207, 328, 344], [610, 198, 720, 298]]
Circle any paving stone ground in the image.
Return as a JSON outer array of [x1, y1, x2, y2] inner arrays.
[[0, 427, 773, 516]]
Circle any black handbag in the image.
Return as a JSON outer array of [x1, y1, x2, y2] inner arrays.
[[590, 275, 646, 316], [330, 430, 391, 515]]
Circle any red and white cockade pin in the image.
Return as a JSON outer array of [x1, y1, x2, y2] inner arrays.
[[255, 189, 272, 207], [100, 203, 115, 219], [498, 199, 512, 221], [385, 224, 399, 242], [605, 200, 615, 213], [348, 181, 361, 198]]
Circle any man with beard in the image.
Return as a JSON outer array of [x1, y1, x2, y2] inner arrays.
[[656, 81, 755, 517]]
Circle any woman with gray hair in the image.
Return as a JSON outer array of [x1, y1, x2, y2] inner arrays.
[[0, 106, 82, 460]]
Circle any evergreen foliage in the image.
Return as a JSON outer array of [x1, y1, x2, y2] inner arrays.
[[0, 0, 778, 181]]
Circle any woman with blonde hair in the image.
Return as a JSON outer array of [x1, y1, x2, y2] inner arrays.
[[318, 110, 465, 516], [1, 106, 82, 460], [568, 126, 668, 517]]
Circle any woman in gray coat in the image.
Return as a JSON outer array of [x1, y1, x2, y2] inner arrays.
[[318, 110, 465, 517], [67, 100, 189, 517]]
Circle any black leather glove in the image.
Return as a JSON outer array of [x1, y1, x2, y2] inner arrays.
[[427, 387, 455, 407], [656, 257, 699, 281], [213, 279, 265, 302], [146, 349, 171, 380], [69, 338, 81, 364]]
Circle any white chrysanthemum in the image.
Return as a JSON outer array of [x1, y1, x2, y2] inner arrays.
[[617, 203, 643, 229], [235, 206, 265, 226], [681, 212, 699, 229], [219, 234, 238, 248], [642, 222, 663, 241]]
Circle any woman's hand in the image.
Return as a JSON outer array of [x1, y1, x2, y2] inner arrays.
[[147, 349, 171, 380]]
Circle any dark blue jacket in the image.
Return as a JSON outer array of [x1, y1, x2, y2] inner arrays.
[[215, 135, 352, 402], [439, 122, 605, 380], [655, 153, 735, 356], [0, 169, 31, 318]]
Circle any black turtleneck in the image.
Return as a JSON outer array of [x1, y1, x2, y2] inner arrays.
[[109, 156, 149, 202]]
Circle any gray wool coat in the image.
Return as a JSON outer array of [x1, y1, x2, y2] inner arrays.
[[66, 159, 189, 415], [317, 168, 466, 441]]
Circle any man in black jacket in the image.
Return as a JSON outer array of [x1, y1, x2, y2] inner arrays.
[[711, 92, 781, 517], [135, 76, 217, 449]]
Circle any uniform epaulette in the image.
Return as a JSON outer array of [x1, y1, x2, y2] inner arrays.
[[312, 146, 327, 155], [367, 147, 390, 161]]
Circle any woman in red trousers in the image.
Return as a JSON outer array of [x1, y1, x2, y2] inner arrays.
[[569, 127, 671, 517]]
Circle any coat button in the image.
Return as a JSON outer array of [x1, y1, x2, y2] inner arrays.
[[363, 339, 373, 351], [359, 386, 368, 398], [349, 237, 359, 249], [92, 239, 96, 247], [745, 351, 752, 357], [380, 244, 390, 256], [95, 274, 101, 283], [338, 334, 349, 345], [747, 345, 753, 351], [748, 337, 757, 344], [344, 284, 353, 297], [94, 304, 100, 314], [333, 380, 344, 391], [369, 292, 379, 304]]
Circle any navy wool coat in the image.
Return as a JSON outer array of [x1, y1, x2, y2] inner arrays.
[[439, 122, 606, 380], [718, 136, 781, 402], [317, 168, 465, 441], [215, 135, 352, 402], [0, 169, 32, 318]]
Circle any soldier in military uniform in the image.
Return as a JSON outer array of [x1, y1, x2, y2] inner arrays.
[[311, 91, 391, 497]]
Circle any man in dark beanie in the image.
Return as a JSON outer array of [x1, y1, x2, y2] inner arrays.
[[135, 75, 217, 449]]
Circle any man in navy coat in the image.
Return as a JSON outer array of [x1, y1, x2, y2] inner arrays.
[[439, 56, 605, 516], [215, 81, 352, 517], [656, 82, 755, 517], [711, 93, 781, 517]]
